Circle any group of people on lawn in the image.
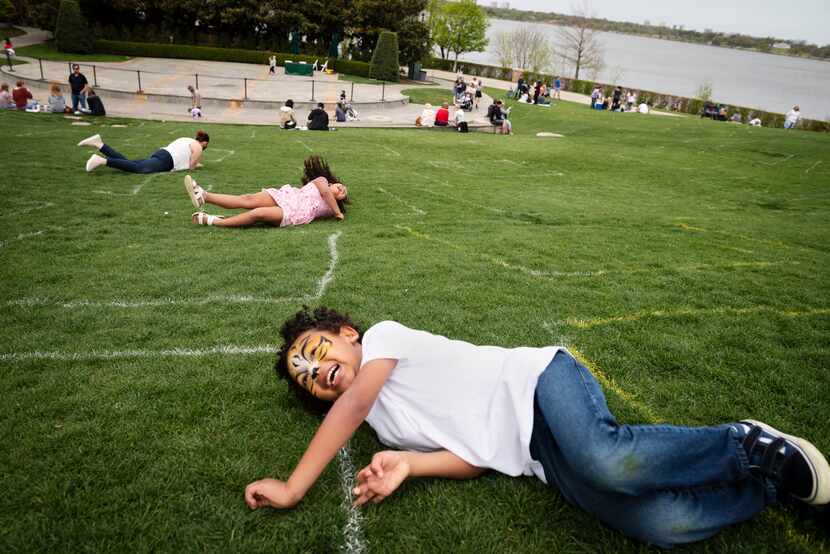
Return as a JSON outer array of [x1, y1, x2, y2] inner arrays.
[[0, 63, 105, 114], [66, 65, 829, 549]]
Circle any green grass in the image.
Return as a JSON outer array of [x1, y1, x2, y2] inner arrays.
[[402, 86, 453, 106], [1, 97, 829, 553], [14, 40, 130, 62], [338, 73, 384, 85], [0, 25, 26, 39]]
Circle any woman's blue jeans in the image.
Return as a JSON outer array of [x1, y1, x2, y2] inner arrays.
[[71, 92, 87, 112], [530, 351, 776, 547], [101, 145, 173, 174]]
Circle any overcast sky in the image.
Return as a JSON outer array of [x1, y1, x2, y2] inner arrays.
[[495, 0, 830, 45]]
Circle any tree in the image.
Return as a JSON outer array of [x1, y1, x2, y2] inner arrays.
[[432, 0, 488, 71], [554, 1, 603, 80], [55, 0, 95, 53], [0, 0, 16, 22], [349, 0, 427, 62], [493, 27, 554, 73], [369, 30, 399, 82]]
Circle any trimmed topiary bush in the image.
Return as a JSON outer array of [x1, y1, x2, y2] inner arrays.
[[369, 31, 399, 82], [333, 59, 371, 78], [55, 0, 94, 54]]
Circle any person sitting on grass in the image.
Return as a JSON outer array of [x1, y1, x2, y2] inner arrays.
[[244, 306, 830, 548], [434, 102, 450, 127], [85, 87, 106, 116], [12, 79, 33, 110], [0, 83, 15, 109], [307, 102, 329, 131], [79, 131, 208, 173], [487, 99, 512, 134], [185, 155, 347, 227], [47, 83, 68, 113], [279, 99, 298, 129]]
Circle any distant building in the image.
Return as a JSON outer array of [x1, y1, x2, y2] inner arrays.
[[772, 42, 791, 50]]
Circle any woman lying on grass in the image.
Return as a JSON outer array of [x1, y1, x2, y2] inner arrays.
[[79, 131, 208, 174], [185, 155, 348, 227], [245, 306, 830, 548]]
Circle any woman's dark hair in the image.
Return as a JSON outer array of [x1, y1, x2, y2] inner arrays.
[[301, 155, 350, 213], [195, 130, 209, 144], [275, 306, 364, 413], [285, 99, 294, 108]]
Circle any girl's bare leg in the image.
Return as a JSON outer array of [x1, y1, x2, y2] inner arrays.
[[213, 206, 284, 227], [204, 191, 276, 209]]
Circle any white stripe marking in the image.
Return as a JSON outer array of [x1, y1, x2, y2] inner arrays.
[[4, 202, 54, 217], [380, 145, 401, 157], [307, 231, 341, 300], [212, 149, 236, 163], [133, 173, 162, 195], [0, 230, 47, 249], [805, 161, 822, 174], [377, 187, 426, 216], [297, 141, 313, 152], [0, 344, 276, 362], [337, 445, 366, 554]]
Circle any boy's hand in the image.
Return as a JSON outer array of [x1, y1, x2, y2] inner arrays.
[[335, 212, 344, 221], [352, 451, 410, 506], [244, 478, 299, 510]]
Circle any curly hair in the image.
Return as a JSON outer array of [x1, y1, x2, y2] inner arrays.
[[274, 305, 364, 413], [301, 156, 350, 214]]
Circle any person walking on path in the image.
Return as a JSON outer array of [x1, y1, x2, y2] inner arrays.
[[185, 155, 348, 227], [68, 64, 89, 114], [554, 76, 562, 100], [78, 131, 209, 173], [268, 55, 277, 75], [784, 106, 801, 129]]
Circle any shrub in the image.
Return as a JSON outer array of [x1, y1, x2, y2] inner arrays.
[[333, 59, 371, 78], [369, 31, 399, 82], [55, 0, 94, 54], [94, 40, 321, 67]]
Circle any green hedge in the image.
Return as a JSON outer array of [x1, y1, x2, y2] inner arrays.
[[369, 31, 399, 82], [94, 40, 321, 67], [333, 59, 370, 78]]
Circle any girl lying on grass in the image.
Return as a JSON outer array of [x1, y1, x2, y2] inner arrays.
[[79, 131, 208, 174], [185, 155, 347, 227], [245, 306, 830, 548]]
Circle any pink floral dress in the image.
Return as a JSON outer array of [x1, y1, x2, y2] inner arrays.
[[264, 182, 334, 227]]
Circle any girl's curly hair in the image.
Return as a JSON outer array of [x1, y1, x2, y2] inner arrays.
[[301, 156, 350, 214], [275, 305, 364, 413]]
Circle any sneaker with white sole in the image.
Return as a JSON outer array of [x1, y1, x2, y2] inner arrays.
[[184, 175, 206, 209], [77, 134, 103, 148], [85, 154, 106, 172], [740, 420, 830, 505]]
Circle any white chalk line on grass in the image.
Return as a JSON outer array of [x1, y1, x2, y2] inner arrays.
[[551, 306, 830, 330], [759, 154, 795, 166], [0, 344, 277, 362], [397, 224, 791, 280], [296, 140, 313, 152], [337, 446, 367, 554], [6, 232, 342, 309], [4, 201, 54, 217], [211, 148, 236, 163], [379, 144, 401, 157], [377, 187, 426, 216], [415, 186, 504, 214], [805, 161, 822, 174], [250, 129, 257, 139], [132, 173, 162, 195], [0, 230, 47, 249]]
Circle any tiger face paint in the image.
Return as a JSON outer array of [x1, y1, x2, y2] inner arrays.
[[287, 333, 332, 398]]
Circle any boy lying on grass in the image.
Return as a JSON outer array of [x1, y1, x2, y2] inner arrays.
[[245, 306, 830, 548]]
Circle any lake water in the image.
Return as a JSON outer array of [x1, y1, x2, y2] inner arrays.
[[458, 18, 830, 120]]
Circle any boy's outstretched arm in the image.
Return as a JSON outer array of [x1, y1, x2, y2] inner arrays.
[[245, 358, 397, 510], [352, 450, 486, 506]]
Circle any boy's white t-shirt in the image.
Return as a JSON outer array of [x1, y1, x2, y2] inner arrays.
[[361, 321, 562, 482]]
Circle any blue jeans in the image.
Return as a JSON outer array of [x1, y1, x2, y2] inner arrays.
[[101, 145, 174, 174], [529, 351, 775, 547], [784, 120, 795, 129], [71, 92, 87, 112]]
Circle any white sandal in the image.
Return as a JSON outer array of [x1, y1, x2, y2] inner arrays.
[[184, 175, 206, 209], [191, 212, 224, 226]]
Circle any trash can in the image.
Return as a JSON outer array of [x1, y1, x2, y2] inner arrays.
[[408, 62, 423, 80]]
